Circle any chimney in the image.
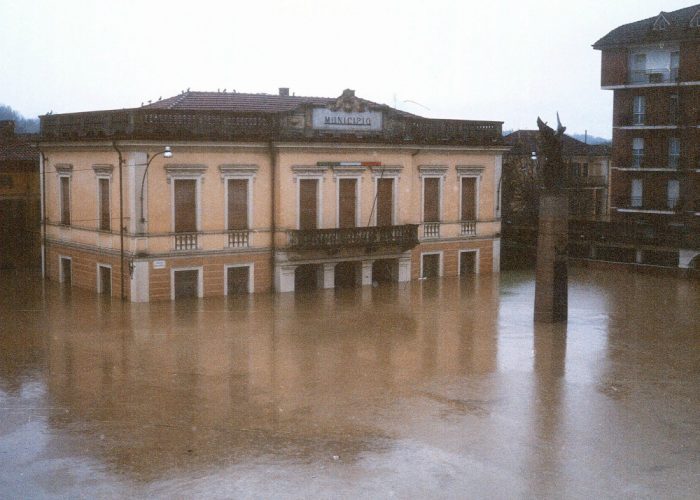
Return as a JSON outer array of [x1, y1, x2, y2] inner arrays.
[[279, 87, 290, 96], [0, 120, 15, 138]]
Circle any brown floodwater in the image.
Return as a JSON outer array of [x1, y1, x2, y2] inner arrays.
[[0, 268, 698, 498]]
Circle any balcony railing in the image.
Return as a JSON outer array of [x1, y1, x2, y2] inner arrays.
[[287, 224, 419, 251], [460, 220, 476, 235], [174, 232, 198, 250], [628, 67, 678, 84], [616, 197, 680, 211], [568, 220, 700, 250], [566, 175, 607, 187], [228, 229, 249, 248], [423, 222, 440, 238]]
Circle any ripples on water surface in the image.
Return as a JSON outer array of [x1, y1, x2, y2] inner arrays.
[[0, 268, 698, 498]]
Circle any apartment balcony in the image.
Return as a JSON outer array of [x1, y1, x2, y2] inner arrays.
[[286, 224, 419, 253], [460, 220, 476, 236], [566, 175, 607, 187], [628, 67, 678, 85], [423, 222, 440, 239], [173, 232, 198, 250], [227, 229, 249, 248], [615, 196, 680, 212], [569, 219, 700, 250], [616, 157, 680, 170]]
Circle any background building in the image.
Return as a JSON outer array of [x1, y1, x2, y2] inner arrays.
[[39, 89, 506, 300], [0, 121, 40, 270], [594, 4, 700, 269]]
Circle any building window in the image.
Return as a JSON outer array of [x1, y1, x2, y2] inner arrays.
[[671, 51, 679, 81], [98, 178, 110, 231], [174, 179, 197, 233], [670, 94, 679, 124], [338, 178, 358, 228], [669, 138, 681, 169], [375, 177, 394, 226], [460, 177, 477, 221], [423, 177, 440, 222], [165, 164, 207, 249], [632, 138, 644, 168], [667, 180, 680, 209], [299, 178, 319, 230], [630, 53, 647, 83], [59, 176, 71, 225], [631, 178, 643, 207], [227, 178, 248, 230], [633, 96, 645, 125]]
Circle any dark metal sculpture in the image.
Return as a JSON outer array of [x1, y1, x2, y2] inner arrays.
[[536, 114, 566, 191]]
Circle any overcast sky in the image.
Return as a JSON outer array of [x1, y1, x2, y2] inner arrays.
[[1, 0, 695, 138]]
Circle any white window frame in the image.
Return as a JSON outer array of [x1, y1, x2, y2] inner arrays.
[[170, 266, 204, 300], [457, 249, 480, 276], [669, 138, 681, 168], [419, 166, 448, 222], [224, 263, 255, 295], [93, 166, 113, 232], [632, 138, 644, 168], [420, 251, 444, 278], [371, 166, 402, 226], [457, 166, 484, 221], [59, 255, 72, 283], [96, 263, 112, 295], [667, 179, 680, 209], [166, 165, 207, 233], [219, 165, 258, 231], [633, 96, 645, 125], [55, 164, 73, 226], [292, 166, 327, 230], [631, 178, 643, 207]]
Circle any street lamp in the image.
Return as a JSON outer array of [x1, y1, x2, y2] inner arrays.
[[139, 146, 173, 225]]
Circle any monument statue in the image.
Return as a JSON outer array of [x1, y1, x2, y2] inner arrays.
[[534, 115, 568, 323]]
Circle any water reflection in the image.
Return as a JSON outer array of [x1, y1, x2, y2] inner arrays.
[[0, 269, 698, 497]]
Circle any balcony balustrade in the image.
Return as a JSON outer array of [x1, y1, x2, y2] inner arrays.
[[460, 220, 476, 236], [228, 229, 249, 248], [174, 232, 198, 250], [628, 67, 678, 84], [616, 196, 680, 211], [423, 222, 440, 239], [287, 224, 419, 251]]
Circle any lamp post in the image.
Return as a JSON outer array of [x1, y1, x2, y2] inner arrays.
[[139, 147, 172, 229]]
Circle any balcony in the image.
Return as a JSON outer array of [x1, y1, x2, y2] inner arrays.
[[566, 175, 607, 187], [617, 157, 680, 170], [228, 229, 249, 248], [460, 220, 476, 236], [287, 224, 419, 252], [423, 222, 440, 239], [174, 232, 198, 250], [616, 197, 680, 212], [569, 220, 700, 250], [628, 67, 678, 84]]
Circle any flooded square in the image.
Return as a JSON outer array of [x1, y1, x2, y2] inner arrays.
[[0, 268, 698, 498]]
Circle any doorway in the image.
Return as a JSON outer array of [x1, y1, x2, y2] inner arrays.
[[421, 253, 441, 279], [174, 269, 200, 299], [459, 251, 477, 276], [98, 265, 112, 295], [60, 257, 72, 286], [227, 265, 250, 295], [295, 264, 318, 291]]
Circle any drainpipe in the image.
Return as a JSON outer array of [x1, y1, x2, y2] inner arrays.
[[40, 151, 47, 279], [112, 142, 126, 301], [268, 140, 277, 289]]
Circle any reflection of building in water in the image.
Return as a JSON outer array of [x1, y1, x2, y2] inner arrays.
[[39, 89, 506, 301], [40, 277, 499, 478]]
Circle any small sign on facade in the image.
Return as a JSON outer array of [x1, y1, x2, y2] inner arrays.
[[152, 260, 166, 269], [312, 109, 383, 131]]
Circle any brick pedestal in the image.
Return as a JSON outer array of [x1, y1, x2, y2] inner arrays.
[[534, 194, 568, 323]]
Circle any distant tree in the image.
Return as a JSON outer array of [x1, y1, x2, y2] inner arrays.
[[0, 104, 39, 133], [502, 153, 542, 223]]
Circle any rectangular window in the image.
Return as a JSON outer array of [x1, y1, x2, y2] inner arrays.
[[461, 177, 477, 220], [338, 178, 357, 228], [423, 177, 440, 222], [299, 179, 318, 230], [667, 180, 680, 209], [227, 179, 248, 230], [633, 96, 645, 125], [174, 179, 197, 232], [631, 178, 643, 207], [671, 51, 679, 81], [670, 94, 679, 124], [376, 178, 393, 226], [632, 138, 644, 168], [630, 53, 647, 83], [669, 138, 680, 169], [60, 176, 70, 225], [98, 178, 110, 231]]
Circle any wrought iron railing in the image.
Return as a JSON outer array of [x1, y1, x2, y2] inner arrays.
[[174, 232, 198, 250], [423, 222, 440, 238], [287, 224, 418, 251], [228, 229, 249, 248], [460, 220, 476, 235]]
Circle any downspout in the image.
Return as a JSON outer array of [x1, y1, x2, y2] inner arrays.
[[40, 151, 47, 278], [112, 142, 126, 301], [268, 140, 277, 289]]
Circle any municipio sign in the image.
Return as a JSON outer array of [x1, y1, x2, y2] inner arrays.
[[312, 109, 382, 132]]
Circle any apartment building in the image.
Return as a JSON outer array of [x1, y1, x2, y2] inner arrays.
[[39, 89, 506, 301], [594, 5, 700, 269]]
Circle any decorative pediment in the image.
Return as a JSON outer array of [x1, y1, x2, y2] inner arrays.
[[92, 164, 114, 177], [418, 165, 448, 177], [653, 12, 670, 31], [164, 164, 207, 183], [456, 165, 485, 177], [330, 89, 367, 113], [371, 165, 403, 178], [332, 165, 365, 179], [291, 165, 328, 178], [55, 163, 73, 175], [218, 164, 258, 182]]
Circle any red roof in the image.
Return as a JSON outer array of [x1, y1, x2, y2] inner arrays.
[[142, 90, 418, 117], [0, 136, 37, 163]]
